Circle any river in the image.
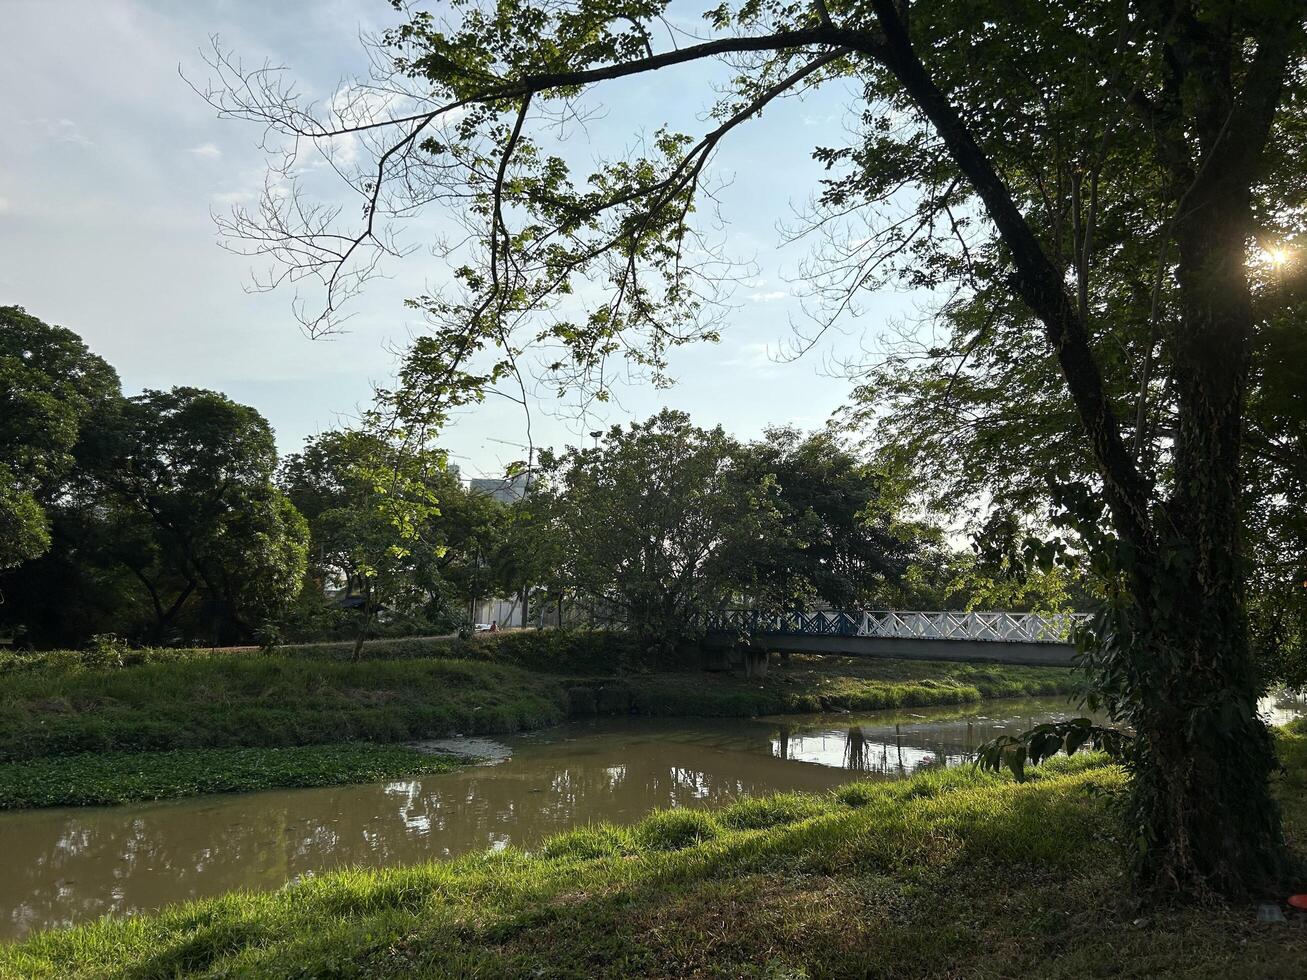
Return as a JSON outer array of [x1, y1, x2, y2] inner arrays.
[[2, 693, 1301, 941]]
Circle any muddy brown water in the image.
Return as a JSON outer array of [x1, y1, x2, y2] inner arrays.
[[2, 694, 1301, 941]]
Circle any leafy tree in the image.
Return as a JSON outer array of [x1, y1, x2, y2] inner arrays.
[[0, 307, 120, 570], [281, 426, 444, 657], [735, 427, 922, 610], [538, 410, 780, 641], [210, 0, 1306, 895], [497, 489, 572, 627], [82, 388, 307, 643], [424, 476, 513, 626]]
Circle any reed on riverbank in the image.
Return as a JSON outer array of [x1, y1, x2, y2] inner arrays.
[[6, 730, 1306, 978]]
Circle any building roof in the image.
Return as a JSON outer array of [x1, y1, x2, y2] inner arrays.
[[468, 473, 530, 503]]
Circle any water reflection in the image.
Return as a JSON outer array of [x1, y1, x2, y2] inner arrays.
[[2, 694, 1299, 941], [0, 718, 853, 940], [770, 702, 1087, 776]]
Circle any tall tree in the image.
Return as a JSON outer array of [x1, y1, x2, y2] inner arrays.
[[539, 410, 781, 641], [210, 0, 1306, 895], [735, 427, 922, 610], [0, 307, 120, 570], [281, 426, 444, 657], [425, 478, 512, 626], [83, 387, 307, 643]]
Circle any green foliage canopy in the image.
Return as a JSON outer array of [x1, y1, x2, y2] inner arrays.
[[79, 387, 309, 643], [0, 306, 120, 569], [281, 425, 445, 653]]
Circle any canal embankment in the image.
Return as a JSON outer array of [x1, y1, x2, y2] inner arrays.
[[0, 631, 1078, 809]]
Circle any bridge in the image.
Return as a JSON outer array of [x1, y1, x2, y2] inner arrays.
[[702, 609, 1090, 668]]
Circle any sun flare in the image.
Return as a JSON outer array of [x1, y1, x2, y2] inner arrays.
[[1263, 246, 1292, 268]]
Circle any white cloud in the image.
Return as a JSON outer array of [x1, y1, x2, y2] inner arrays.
[[213, 190, 255, 206], [20, 117, 92, 146], [188, 143, 222, 159], [725, 341, 783, 377], [748, 290, 789, 302], [0, 197, 9, 213]]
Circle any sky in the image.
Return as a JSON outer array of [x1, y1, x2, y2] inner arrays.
[[0, 0, 920, 480]]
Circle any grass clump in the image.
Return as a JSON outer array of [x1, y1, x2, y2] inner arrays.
[[12, 746, 1307, 978], [719, 792, 829, 830], [0, 743, 461, 808], [538, 825, 634, 861], [633, 807, 721, 851]]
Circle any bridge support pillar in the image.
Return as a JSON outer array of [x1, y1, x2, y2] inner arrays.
[[742, 647, 769, 678], [699, 646, 733, 672]]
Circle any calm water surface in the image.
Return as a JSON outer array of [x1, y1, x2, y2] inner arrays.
[[1, 694, 1299, 940]]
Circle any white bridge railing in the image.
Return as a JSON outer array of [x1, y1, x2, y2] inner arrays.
[[703, 609, 1089, 644]]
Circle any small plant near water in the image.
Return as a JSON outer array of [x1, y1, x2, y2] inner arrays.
[[976, 716, 1133, 781], [719, 792, 829, 830]]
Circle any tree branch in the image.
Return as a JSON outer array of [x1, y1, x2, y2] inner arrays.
[[867, 0, 1154, 554]]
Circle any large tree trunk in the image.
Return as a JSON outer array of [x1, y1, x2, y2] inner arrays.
[[1123, 190, 1285, 895], [1126, 566, 1284, 896]]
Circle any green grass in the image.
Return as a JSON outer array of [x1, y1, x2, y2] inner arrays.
[[0, 629, 671, 676], [7, 736, 1306, 978], [568, 654, 1078, 717], [0, 743, 463, 809], [0, 656, 569, 762]]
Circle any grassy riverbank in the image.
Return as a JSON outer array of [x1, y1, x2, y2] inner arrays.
[[597, 654, 1075, 716], [0, 632, 1078, 808], [0, 656, 569, 762], [7, 731, 1306, 978], [1, 635, 1075, 760], [0, 744, 462, 809]]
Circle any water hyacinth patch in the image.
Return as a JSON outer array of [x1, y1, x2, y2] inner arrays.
[[0, 743, 462, 808]]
